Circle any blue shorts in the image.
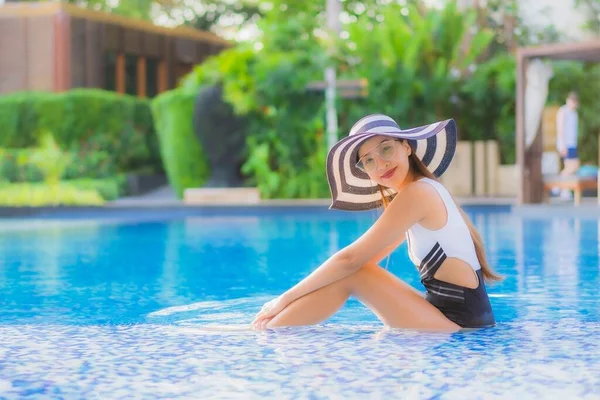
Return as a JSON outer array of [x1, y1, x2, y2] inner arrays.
[[565, 147, 578, 160]]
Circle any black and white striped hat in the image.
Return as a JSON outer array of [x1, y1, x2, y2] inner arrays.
[[326, 114, 457, 211]]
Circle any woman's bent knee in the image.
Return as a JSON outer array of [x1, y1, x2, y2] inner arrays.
[[346, 262, 419, 295], [343, 262, 459, 332]]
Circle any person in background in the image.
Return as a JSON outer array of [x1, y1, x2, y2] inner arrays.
[[553, 91, 580, 200]]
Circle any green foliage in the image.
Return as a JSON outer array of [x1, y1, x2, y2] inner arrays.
[[177, 2, 505, 198], [461, 58, 600, 165], [0, 183, 105, 206], [67, 176, 127, 201], [163, 0, 263, 35], [338, 3, 494, 130], [0, 133, 86, 193], [574, 0, 600, 35], [0, 89, 160, 174], [181, 8, 329, 198], [0, 95, 21, 147], [240, 139, 280, 198], [0, 148, 116, 183], [46, 0, 263, 39], [480, 0, 562, 49], [169, 1, 600, 198], [240, 123, 330, 199], [151, 89, 209, 199], [548, 62, 600, 164], [183, 47, 261, 114], [25, 132, 72, 187], [55, 0, 155, 21], [461, 53, 517, 164]]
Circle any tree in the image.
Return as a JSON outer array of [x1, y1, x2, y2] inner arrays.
[[575, 0, 600, 36], [159, 0, 262, 32], [9, 0, 263, 38]]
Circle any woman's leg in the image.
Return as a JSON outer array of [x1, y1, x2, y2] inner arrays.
[[266, 262, 460, 332]]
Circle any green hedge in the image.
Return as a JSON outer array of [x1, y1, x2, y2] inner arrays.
[[0, 89, 162, 173], [0, 177, 126, 206], [0, 184, 103, 206], [151, 89, 208, 199], [0, 149, 116, 182], [68, 176, 127, 201]]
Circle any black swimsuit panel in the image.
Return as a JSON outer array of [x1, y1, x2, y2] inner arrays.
[[418, 242, 495, 328]]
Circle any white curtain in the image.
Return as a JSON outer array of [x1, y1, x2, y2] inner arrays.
[[525, 59, 553, 149]]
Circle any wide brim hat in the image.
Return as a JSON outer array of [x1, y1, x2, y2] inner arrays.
[[326, 114, 457, 211]]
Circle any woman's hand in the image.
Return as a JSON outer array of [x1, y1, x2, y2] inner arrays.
[[251, 295, 290, 330]]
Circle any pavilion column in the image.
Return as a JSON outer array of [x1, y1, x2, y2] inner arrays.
[[516, 52, 527, 204], [517, 54, 545, 204], [527, 119, 544, 203]]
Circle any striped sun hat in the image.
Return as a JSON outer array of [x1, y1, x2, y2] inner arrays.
[[326, 114, 457, 211]]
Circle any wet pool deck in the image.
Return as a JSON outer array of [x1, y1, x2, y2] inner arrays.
[[1, 185, 600, 219], [69, 184, 600, 218], [107, 185, 519, 207]]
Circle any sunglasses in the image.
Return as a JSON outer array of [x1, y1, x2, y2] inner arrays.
[[356, 140, 397, 173]]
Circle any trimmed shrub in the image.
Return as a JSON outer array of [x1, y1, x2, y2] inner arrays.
[[0, 149, 116, 182], [0, 89, 161, 173], [0, 175, 126, 206], [151, 89, 209, 199], [68, 176, 127, 201], [0, 183, 104, 206]]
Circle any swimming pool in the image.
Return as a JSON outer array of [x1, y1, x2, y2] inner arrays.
[[1, 206, 598, 399]]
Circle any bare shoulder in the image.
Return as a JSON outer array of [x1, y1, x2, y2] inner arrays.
[[384, 180, 439, 221], [394, 179, 440, 204], [391, 179, 447, 219]]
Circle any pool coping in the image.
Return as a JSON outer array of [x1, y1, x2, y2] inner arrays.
[[3, 197, 600, 219], [0, 196, 515, 217]]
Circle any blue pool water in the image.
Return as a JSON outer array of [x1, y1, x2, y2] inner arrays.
[[0, 206, 599, 399]]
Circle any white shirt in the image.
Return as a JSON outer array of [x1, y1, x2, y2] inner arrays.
[[556, 105, 578, 149]]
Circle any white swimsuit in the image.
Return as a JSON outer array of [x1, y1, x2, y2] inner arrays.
[[405, 178, 495, 328]]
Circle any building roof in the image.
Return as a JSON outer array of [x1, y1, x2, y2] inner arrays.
[[518, 40, 600, 62], [0, 1, 230, 46]]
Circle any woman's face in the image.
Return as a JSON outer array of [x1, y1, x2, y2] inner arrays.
[[357, 136, 413, 189]]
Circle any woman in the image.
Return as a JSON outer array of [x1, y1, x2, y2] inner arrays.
[[251, 114, 502, 332]]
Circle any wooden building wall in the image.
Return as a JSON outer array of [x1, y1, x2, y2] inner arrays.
[[74, 10, 229, 97], [68, 15, 227, 97], [0, 14, 55, 93], [0, 3, 229, 97]]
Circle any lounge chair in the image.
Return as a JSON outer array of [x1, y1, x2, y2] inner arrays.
[[542, 174, 598, 205]]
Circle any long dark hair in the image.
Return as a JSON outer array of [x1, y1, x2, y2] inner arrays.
[[377, 141, 502, 283]]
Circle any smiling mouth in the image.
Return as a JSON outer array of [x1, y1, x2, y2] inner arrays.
[[380, 167, 397, 179]]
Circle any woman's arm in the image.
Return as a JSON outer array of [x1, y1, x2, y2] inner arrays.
[[280, 249, 354, 304], [281, 183, 431, 304], [251, 182, 435, 328]]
